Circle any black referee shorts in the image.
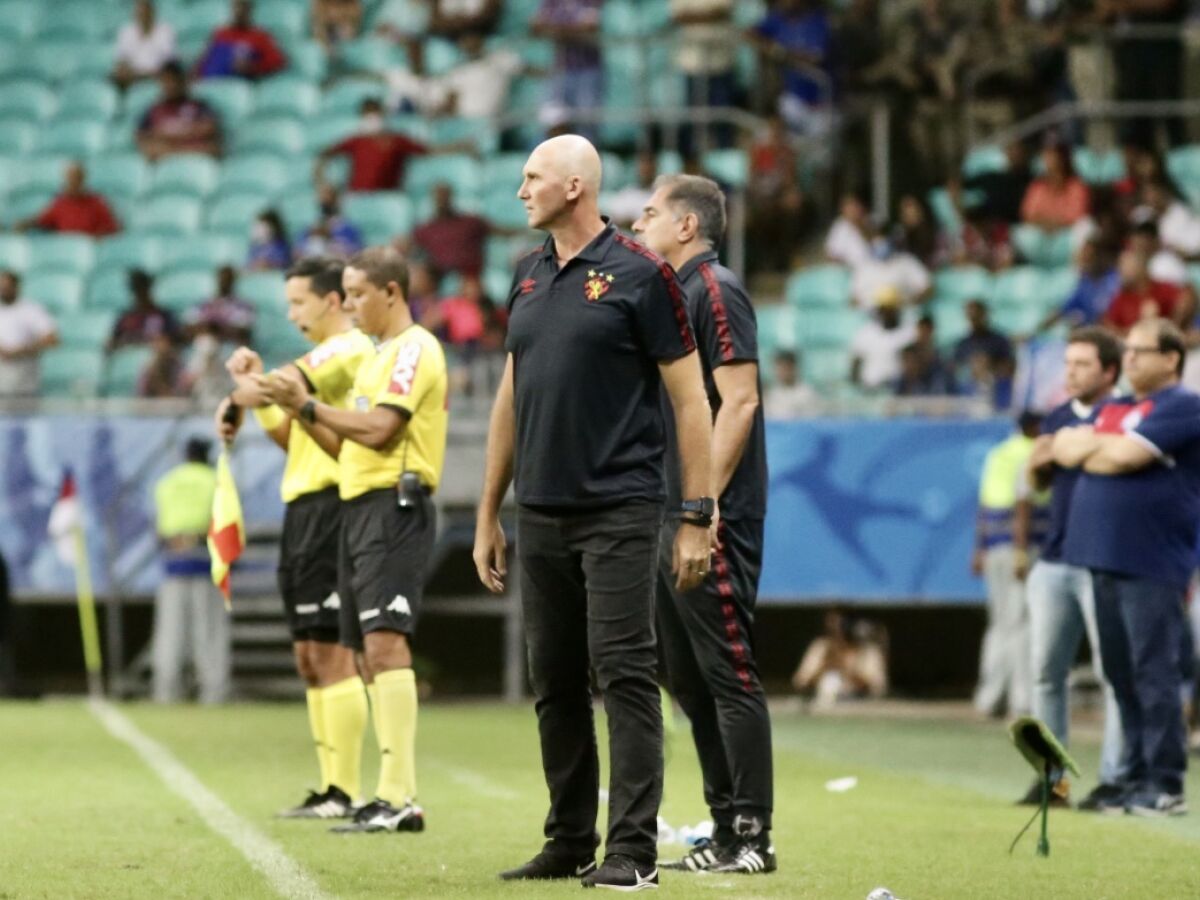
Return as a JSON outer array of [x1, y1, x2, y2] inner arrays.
[[278, 486, 342, 644], [337, 487, 436, 651]]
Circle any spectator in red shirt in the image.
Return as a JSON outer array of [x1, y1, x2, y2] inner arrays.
[[194, 0, 287, 80], [314, 98, 428, 191], [137, 62, 222, 160], [14, 162, 121, 236], [1104, 249, 1192, 335], [409, 183, 490, 278], [1020, 144, 1090, 231]]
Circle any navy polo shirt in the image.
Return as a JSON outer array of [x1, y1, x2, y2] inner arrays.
[[663, 250, 767, 521], [1038, 398, 1100, 564], [1064, 384, 1200, 588], [505, 221, 696, 508]]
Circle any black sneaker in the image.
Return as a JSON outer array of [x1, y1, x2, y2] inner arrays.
[[581, 855, 658, 891], [1076, 782, 1129, 814], [329, 798, 425, 833], [276, 786, 353, 819], [498, 849, 597, 881], [659, 837, 735, 872], [1016, 778, 1070, 808], [710, 814, 776, 875], [1126, 789, 1188, 818]]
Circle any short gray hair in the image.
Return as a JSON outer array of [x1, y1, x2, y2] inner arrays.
[[655, 174, 727, 247]]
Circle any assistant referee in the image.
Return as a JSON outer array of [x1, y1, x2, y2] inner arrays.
[[260, 246, 448, 835], [474, 135, 715, 891], [634, 175, 775, 875]]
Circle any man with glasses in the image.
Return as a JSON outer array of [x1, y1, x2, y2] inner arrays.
[[1053, 319, 1200, 817]]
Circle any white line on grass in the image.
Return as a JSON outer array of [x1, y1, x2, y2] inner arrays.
[[427, 760, 520, 800], [88, 699, 332, 900]]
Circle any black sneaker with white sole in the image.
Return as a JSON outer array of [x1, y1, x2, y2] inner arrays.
[[1076, 782, 1129, 814], [276, 786, 354, 819], [1126, 789, 1187, 818], [581, 855, 658, 891], [329, 798, 425, 833], [659, 837, 735, 872], [498, 849, 597, 881], [710, 814, 776, 875]]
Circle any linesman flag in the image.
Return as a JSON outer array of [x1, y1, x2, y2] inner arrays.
[[207, 450, 245, 609], [47, 469, 103, 696]]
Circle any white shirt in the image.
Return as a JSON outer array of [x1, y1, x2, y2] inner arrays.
[[670, 0, 735, 74], [851, 318, 916, 390], [764, 382, 820, 418], [1149, 249, 1188, 286], [1159, 201, 1200, 257], [851, 254, 931, 307], [606, 185, 653, 226], [825, 217, 873, 269], [115, 21, 177, 75], [0, 299, 56, 397], [437, 51, 523, 118]]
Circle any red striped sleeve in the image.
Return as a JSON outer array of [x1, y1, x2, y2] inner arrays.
[[698, 262, 734, 362], [614, 233, 696, 353]]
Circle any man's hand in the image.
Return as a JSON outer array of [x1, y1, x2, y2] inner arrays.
[[673, 521, 712, 592], [254, 369, 309, 412], [1013, 548, 1030, 581], [473, 516, 508, 593], [214, 396, 242, 445], [971, 548, 984, 577], [226, 346, 264, 377]]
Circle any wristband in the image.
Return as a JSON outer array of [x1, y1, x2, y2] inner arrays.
[[253, 404, 287, 430], [300, 399, 317, 424]]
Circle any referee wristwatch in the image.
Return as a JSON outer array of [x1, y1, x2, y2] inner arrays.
[[679, 497, 716, 527], [299, 399, 317, 424]]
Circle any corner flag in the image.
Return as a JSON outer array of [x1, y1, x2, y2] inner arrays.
[[47, 469, 103, 697], [207, 450, 244, 609]]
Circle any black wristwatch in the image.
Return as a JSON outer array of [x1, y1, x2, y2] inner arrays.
[[679, 497, 716, 527], [299, 399, 317, 424]]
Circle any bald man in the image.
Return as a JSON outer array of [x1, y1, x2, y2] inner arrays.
[[475, 135, 715, 890]]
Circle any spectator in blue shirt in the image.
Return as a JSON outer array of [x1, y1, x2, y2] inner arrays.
[[1033, 238, 1120, 335], [750, 0, 833, 137], [246, 209, 292, 270], [1054, 318, 1200, 817], [954, 299, 1014, 409], [296, 183, 364, 259]]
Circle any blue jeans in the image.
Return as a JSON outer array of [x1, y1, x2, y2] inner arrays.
[[1091, 571, 1189, 795], [1027, 560, 1125, 785]]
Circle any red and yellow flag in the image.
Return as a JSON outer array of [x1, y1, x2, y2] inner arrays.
[[207, 450, 245, 609]]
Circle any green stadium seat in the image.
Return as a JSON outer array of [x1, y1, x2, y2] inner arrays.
[[335, 37, 406, 73], [0, 121, 36, 155], [962, 145, 1007, 179], [95, 234, 164, 273], [122, 80, 162, 123], [990, 266, 1043, 307], [497, 0, 541, 35], [58, 80, 120, 121], [163, 232, 250, 271], [343, 191, 414, 242], [405, 154, 481, 197], [803, 347, 851, 386], [2, 189, 55, 226], [257, 0, 308, 37], [175, 0, 227, 37], [86, 267, 135, 310], [320, 79, 387, 116], [786, 265, 850, 308], [602, 1, 644, 37], [88, 152, 151, 199], [796, 307, 866, 348], [657, 150, 684, 176], [193, 78, 255, 126], [931, 296, 971, 346], [1041, 267, 1077, 308], [42, 346, 104, 397], [429, 117, 495, 151], [1073, 147, 1124, 185], [257, 317, 310, 364], [1167, 145, 1200, 206], [934, 266, 992, 304], [207, 193, 273, 233], [217, 154, 290, 196], [755, 304, 797, 355], [234, 116, 306, 155], [28, 235, 96, 275], [103, 345, 155, 396], [481, 267, 513, 303], [35, 120, 108, 156], [0, 80, 57, 121], [130, 194, 204, 235], [484, 235, 536, 272], [702, 149, 749, 188], [0, 235, 31, 271], [35, 1, 109, 40], [149, 154, 221, 197], [156, 268, 217, 313], [57, 310, 117, 348], [237, 271, 287, 315], [1012, 224, 1074, 267], [30, 40, 97, 82], [278, 193, 320, 239], [24, 271, 85, 314], [17, 157, 73, 195], [254, 76, 320, 118], [285, 39, 328, 81], [992, 303, 1043, 335], [485, 187, 530, 230], [484, 153, 529, 190], [0, 0, 40, 40], [423, 38, 465, 76]]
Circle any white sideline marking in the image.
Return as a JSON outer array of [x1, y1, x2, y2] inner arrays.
[[88, 699, 331, 900], [428, 760, 519, 800]]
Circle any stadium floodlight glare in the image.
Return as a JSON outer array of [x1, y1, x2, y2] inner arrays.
[[1008, 716, 1080, 858]]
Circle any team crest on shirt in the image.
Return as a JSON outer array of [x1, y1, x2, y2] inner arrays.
[[584, 270, 614, 301]]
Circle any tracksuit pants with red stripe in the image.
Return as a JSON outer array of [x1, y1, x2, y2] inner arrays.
[[656, 516, 774, 836]]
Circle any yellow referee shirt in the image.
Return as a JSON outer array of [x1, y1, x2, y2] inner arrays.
[[339, 324, 448, 501], [275, 328, 374, 504]]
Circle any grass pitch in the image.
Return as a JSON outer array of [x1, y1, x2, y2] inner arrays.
[[2, 700, 1198, 899]]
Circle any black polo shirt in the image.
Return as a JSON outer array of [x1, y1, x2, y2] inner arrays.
[[505, 221, 696, 508], [663, 250, 767, 521]]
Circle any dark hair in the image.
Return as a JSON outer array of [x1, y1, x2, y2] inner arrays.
[[0, 269, 20, 287], [159, 60, 185, 80], [348, 246, 410, 297], [1068, 326, 1123, 380], [1139, 317, 1188, 376], [1131, 219, 1160, 240], [128, 268, 154, 293], [917, 313, 935, 328], [1043, 143, 1076, 180], [774, 349, 798, 366], [655, 174, 727, 246], [185, 437, 211, 464], [359, 97, 384, 115], [286, 256, 346, 300], [259, 209, 289, 244]]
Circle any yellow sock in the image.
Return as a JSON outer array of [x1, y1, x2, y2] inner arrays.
[[305, 687, 331, 792], [367, 681, 383, 755], [374, 668, 418, 806], [321, 676, 368, 801]]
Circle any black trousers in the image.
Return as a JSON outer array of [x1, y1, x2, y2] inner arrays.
[[517, 500, 665, 865], [657, 517, 774, 836]]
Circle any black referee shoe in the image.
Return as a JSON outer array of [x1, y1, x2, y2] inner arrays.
[[498, 849, 597, 881], [581, 855, 659, 891], [276, 786, 353, 819], [710, 815, 776, 875], [660, 837, 735, 872], [329, 798, 425, 833]]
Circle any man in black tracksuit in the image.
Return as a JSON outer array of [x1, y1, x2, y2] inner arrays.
[[634, 174, 776, 875], [474, 135, 717, 891]]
